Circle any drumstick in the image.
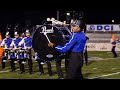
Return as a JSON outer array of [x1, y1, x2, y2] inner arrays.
[[40, 26, 52, 43], [44, 32, 51, 43]]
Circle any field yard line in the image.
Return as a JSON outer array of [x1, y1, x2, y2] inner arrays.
[[102, 57, 120, 60], [0, 70, 10, 73], [91, 57, 120, 61], [89, 72, 120, 79]]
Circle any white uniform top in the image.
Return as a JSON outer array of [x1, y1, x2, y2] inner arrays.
[[0, 38, 7, 48], [18, 37, 27, 49], [0, 39, 5, 47], [10, 38, 17, 49]]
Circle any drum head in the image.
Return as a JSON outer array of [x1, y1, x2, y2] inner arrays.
[[32, 25, 65, 61]]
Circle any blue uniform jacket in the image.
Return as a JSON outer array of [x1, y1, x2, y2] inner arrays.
[[55, 31, 87, 53], [24, 37, 32, 47], [5, 38, 12, 48]]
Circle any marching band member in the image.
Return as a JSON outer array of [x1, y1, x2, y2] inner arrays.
[[34, 52, 44, 75], [18, 29, 33, 74], [0, 31, 12, 70], [9, 31, 22, 72], [48, 19, 86, 79]]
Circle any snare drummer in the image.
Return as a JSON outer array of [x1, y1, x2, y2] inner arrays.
[[0, 31, 12, 70], [34, 52, 44, 75], [18, 29, 33, 74], [9, 31, 22, 72]]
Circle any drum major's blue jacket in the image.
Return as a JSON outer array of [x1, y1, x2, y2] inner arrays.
[[55, 31, 87, 53]]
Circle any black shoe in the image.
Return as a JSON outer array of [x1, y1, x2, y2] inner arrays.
[[1, 67, 5, 70], [114, 56, 118, 58], [19, 71, 25, 74], [48, 74, 52, 76], [29, 72, 32, 74], [39, 72, 44, 75], [19, 71, 23, 74], [10, 70, 14, 72]]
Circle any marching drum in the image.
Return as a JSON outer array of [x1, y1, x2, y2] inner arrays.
[[9, 50, 17, 59], [2, 49, 9, 62], [18, 49, 26, 59], [32, 24, 71, 62], [4, 49, 9, 57]]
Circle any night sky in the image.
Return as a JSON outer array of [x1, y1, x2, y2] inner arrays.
[[0, 8, 120, 36], [0, 8, 120, 24]]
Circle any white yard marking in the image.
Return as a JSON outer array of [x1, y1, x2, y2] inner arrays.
[[88, 57, 120, 61], [92, 68, 97, 69], [89, 72, 120, 79], [111, 68, 117, 70]]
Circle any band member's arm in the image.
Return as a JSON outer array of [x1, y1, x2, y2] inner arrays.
[[18, 38, 24, 46], [18, 43, 24, 49], [49, 33, 77, 53], [9, 40, 14, 49], [26, 37, 32, 50], [18, 38, 25, 49], [0, 39, 5, 47], [27, 46, 32, 50]]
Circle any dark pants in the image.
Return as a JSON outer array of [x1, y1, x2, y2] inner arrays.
[[84, 47, 88, 65], [56, 58, 64, 78], [65, 57, 69, 72], [46, 61, 52, 76], [9, 59, 16, 71], [38, 60, 44, 73], [56, 58, 69, 79], [27, 50, 33, 73], [1, 57, 7, 69], [112, 46, 117, 57], [66, 53, 84, 79], [18, 60, 25, 72], [27, 59, 33, 73]]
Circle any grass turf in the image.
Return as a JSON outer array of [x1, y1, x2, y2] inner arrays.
[[0, 51, 120, 79]]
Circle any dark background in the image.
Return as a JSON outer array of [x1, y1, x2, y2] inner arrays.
[[0, 8, 120, 24], [0, 8, 120, 37]]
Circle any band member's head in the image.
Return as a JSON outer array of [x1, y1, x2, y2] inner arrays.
[[21, 32, 25, 38], [14, 31, 19, 38], [70, 19, 85, 33], [25, 30, 31, 37], [5, 31, 10, 38]]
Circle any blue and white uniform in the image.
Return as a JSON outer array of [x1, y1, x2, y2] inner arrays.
[[0, 38, 12, 58], [18, 37, 32, 59], [10, 38, 22, 58], [19, 37, 32, 49]]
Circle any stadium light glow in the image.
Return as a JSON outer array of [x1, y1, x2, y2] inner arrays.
[[112, 20, 115, 23]]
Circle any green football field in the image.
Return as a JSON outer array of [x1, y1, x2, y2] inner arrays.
[[0, 51, 120, 79]]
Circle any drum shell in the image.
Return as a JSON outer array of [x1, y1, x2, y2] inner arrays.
[[32, 25, 67, 61]]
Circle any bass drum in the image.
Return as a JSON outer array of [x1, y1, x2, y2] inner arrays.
[[32, 24, 70, 62]]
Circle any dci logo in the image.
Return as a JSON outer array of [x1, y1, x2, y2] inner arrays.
[[88, 25, 114, 31], [97, 25, 113, 30]]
